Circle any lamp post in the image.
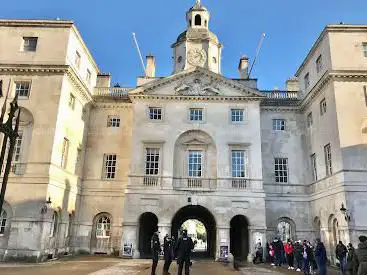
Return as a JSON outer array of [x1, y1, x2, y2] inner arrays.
[[0, 79, 21, 213], [340, 203, 351, 222]]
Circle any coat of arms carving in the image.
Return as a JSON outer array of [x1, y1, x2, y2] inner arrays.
[[175, 78, 220, 96]]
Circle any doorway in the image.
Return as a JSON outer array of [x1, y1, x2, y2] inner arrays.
[[138, 212, 158, 258], [171, 205, 216, 258], [230, 215, 249, 262]]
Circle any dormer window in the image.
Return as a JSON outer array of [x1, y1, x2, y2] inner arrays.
[[195, 15, 202, 26]]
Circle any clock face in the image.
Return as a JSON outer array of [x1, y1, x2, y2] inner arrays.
[[187, 49, 207, 66]]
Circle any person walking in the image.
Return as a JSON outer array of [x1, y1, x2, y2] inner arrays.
[[269, 243, 275, 266], [315, 238, 328, 275], [284, 239, 295, 270], [336, 241, 348, 275], [308, 241, 317, 275], [175, 229, 195, 275], [163, 234, 175, 275], [151, 230, 161, 275], [294, 240, 304, 272], [272, 237, 283, 267], [302, 240, 312, 275], [346, 243, 359, 275], [355, 235, 367, 275]]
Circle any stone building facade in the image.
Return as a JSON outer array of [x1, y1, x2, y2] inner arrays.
[[0, 1, 367, 263]]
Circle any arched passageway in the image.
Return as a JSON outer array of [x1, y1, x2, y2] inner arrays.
[[230, 215, 249, 262], [171, 205, 216, 258], [139, 212, 158, 258]]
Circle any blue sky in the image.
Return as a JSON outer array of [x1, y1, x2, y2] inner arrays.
[[2, 0, 367, 89]]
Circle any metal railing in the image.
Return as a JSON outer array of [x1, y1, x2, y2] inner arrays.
[[94, 87, 132, 98], [129, 175, 263, 191], [264, 91, 298, 99]]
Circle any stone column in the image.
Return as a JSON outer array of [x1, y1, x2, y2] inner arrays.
[[121, 222, 139, 258], [216, 226, 230, 261]]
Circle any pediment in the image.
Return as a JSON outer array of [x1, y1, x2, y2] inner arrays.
[[183, 138, 208, 146], [129, 67, 265, 98]]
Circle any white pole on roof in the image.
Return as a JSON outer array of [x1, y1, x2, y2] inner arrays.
[[249, 33, 266, 78], [132, 32, 146, 73]]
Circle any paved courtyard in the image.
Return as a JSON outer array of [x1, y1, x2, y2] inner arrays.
[[0, 256, 340, 275]]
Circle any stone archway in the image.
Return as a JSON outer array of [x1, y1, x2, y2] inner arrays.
[[230, 215, 249, 262], [171, 205, 216, 258], [138, 212, 158, 258]]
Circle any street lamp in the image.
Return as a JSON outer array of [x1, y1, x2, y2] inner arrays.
[[340, 203, 351, 222]]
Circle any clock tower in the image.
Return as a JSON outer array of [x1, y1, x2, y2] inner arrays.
[[172, 0, 222, 74]]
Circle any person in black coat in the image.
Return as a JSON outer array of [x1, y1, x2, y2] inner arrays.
[[175, 229, 195, 275], [163, 234, 175, 275], [151, 230, 161, 275], [272, 237, 283, 266], [315, 238, 328, 275]]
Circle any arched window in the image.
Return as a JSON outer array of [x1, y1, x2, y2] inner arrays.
[[96, 215, 111, 238], [277, 218, 295, 242], [0, 210, 7, 235], [50, 211, 58, 237], [195, 15, 202, 26], [332, 218, 340, 246]]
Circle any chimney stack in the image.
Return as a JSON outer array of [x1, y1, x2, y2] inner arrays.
[[286, 77, 299, 91], [145, 54, 156, 78], [238, 55, 249, 79]]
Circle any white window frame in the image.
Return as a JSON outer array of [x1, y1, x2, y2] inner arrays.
[[49, 211, 58, 237], [13, 131, 23, 162], [188, 150, 202, 178], [274, 158, 288, 183], [189, 108, 204, 122], [231, 109, 244, 123], [148, 107, 163, 121], [324, 143, 332, 176], [15, 81, 31, 98], [311, 153, 317, 182], [107, 115, 120, 128], [22, 37, 38, 52], [145, 148, 160, 176], [103, 154, 117, 179], [231, 150, 247, 178], [320, 98, 327, 116], [75, 51, 81, 69], [272, 119, 286, 131], [316, 55, 323, 73], [307, 112, 313, 128], [86, 69, 91, 84], [363, 43, 367, 57], [0, 210, 7, 236], [96, 215, 111, 238], [61, 138, 69, 169], [304, 73, 310, 90], [68, 93, 76, 110]]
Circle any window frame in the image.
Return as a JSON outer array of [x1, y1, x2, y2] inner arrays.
[[49, 211, 58, 237], [324, 143, 332, 176], [304, 73, 310, 90], [0, 210, 7, 236], [148, 107, 163, 121], [15, 81, 31, 98], [274, 157, 289, 183], [189, 108, 204, 122], [145, 148, 160, 176], [307, 112, 313, 128], [230, 109, 244, 123], [86, 69, 92, 84], [231, 150, 247, 178], [22, 37, 38, 52], [272, 119, 286, 131], [107, 115, 121, 128], [61, 138, 70, 169], [13, 130, 23, 162], [316, 55, 323, 73], [188, 150, 203, 178], [96, 215, 111, 238], [103, 154, 117, 179], [320, 98, 327, 116], [363, 43, 367, 57], [311, 153, 317, 182], [75, 51, 81, 69]]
